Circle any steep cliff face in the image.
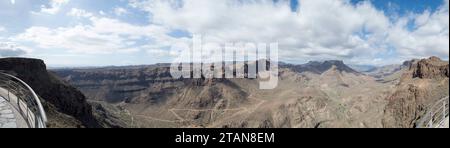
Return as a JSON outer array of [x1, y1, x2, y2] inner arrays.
[[411, 56, 449, 79], [0, 58, 124, 128], [383, 57, 449, 128]]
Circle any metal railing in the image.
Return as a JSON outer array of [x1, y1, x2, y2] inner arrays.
[[0, 72, 47, 128], [416, 96, 449, 128]]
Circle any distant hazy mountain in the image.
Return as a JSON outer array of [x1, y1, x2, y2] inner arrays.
[[359, 59, 430, 79], [349, 65, 377, 73], [282, 60, 361, 75]]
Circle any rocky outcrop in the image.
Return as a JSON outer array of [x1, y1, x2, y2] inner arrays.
[[382, 85, 429, 128], [411, 56, 449, 79], [383, 57, 449, 128], [0, 58, 119, 128]]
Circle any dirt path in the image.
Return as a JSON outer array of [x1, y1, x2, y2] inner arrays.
[[129, 93, 267, 127]]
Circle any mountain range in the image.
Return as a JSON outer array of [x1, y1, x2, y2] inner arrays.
[[0, 56, 448, 128]]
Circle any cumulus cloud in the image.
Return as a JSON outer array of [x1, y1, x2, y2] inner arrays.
[[387, 0, 449, 59], [114, 7, 128, 16], [0, 42, 27, 57], [10, 0, 449, 65], [67, 8, 93, 18], [38, 0, 70, 15], [126, 0, 449, 64], [129, 0, 393, 63], [15, 10, 187, 55]]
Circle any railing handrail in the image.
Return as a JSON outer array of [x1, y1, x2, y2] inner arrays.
[[0, 72, 47, 128], [416, 96, 449, 128]]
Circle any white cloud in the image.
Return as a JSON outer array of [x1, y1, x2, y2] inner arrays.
[[39, 0, 70, 15], [129, 0, 392, 63], [387, 0, 449, 59], [99, 11, 106, 15], [10, 0, 15, 5], [114, 7, 128, 16], [67, 8, 93, 18], [14, 10, 186, 55], [0, 26, 5, 32], [15, 25, 136, 54], [0, 42, 28, 57], [8, 0, 448, 66], [127, 0, 449, 65]]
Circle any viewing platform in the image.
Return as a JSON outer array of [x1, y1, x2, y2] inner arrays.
[[0, 72, 47, 128]]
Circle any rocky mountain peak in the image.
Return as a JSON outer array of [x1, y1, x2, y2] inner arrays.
[[288, 60, 360, 74], [322, 60, 345, 65], [383, 57, 449, 128], [410, 56, 449, 79]]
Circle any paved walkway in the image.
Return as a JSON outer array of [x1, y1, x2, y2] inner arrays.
[[0, 97, 17, 128], [0, 88, 30, 128]]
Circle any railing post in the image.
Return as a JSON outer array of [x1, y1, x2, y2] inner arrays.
[[416, 97, 449, 128], [7, 81, 11, 102], [7, 87, 10, 102], [35, 114, 38, 128], [444, 101, 446, 126], [428, 111, 433, 128]]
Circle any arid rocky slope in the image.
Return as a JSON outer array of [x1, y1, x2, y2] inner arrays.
[[382, 57, 449, 128], [54, 57, 449, 128], [3, 56, 446, 128]]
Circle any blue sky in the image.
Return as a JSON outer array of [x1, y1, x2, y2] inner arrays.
[[353, 0, 443, 12], [0, 0, 448, 67], [367, 0, 444, 14]]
